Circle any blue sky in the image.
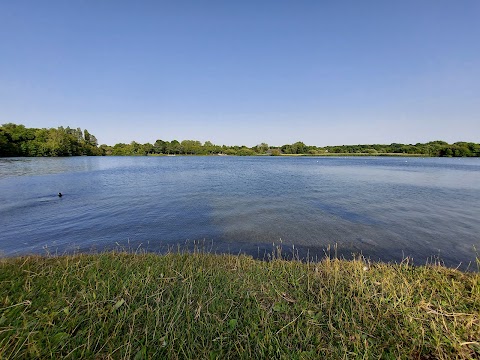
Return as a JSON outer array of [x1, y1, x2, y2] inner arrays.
[[1, 1, 479, 146]]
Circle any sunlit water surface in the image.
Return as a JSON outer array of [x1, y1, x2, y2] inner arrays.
[[1, 156, 479, 268]]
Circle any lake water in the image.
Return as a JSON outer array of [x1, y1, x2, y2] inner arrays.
[[1, 156, 479, 268]]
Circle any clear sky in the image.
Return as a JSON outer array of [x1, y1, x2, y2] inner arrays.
[[1, 1, 479, 146]]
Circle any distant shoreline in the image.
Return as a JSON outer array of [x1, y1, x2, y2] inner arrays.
[[2, 123, 479, 157], [270, 153, 427, 157], [145, 152, 428, 157]]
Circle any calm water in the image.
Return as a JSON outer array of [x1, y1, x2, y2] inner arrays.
[[1, 156, 479, 268]]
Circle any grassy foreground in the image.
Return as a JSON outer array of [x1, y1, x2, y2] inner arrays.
[[1, 252, 479, 359]]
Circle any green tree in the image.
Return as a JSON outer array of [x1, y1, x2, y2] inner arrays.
[[255, 143, 269, 154], [154, 139, 167, 154], [181, 140, 202, 154], [167, 140, 182, 154]]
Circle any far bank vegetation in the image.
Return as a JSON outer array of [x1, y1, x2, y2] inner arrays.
[[1, 123, 479, 157]]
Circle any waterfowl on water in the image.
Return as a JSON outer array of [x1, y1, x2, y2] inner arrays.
[[58, 192, 63, 197]]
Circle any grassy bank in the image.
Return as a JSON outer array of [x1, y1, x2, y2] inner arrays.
[[1, 252, 479, 359]]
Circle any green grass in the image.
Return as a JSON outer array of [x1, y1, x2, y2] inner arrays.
[[1, 251, 479, 359]]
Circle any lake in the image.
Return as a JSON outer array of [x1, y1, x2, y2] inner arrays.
[[1, 156, 479, 268]]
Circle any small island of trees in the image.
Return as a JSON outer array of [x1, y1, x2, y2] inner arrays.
[[1, 123, 479, 157]]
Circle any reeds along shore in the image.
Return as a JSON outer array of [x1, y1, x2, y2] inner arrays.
[[1, 251, 479, 359]]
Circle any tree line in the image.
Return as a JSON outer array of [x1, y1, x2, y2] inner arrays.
[[0, 123, 102, 156], [1, 123, 479, 157]]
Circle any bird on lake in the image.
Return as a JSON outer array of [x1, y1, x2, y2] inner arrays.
[[58, 192, 63, 197]]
